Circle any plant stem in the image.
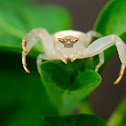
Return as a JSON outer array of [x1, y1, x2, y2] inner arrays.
[[79, 100, 93, 114], [107, 95, 126, 126]]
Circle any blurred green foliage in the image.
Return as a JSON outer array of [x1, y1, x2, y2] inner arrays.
[[0, 0, 72, 125], [94, 0, 126, 67], [1, 0, 126, 125], [43, 114, 106, 126], [94, 0, 126, 126]]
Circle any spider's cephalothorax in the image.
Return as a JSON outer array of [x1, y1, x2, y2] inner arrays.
[[22, 28, 126, 84], [58, 38, 79, 48]]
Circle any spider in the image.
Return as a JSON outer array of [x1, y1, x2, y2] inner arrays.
[[22, 28, 126, 85]]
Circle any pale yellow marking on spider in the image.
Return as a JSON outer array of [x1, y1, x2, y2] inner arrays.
[[22, 28, 126, 84]]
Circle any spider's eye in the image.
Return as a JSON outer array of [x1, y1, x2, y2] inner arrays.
[[73, 38, 79, 43], [58, 38, 64, 43]]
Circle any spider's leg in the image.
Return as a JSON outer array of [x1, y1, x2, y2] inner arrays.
[[22, 37, 38, 73], [114, 64, 125, 85], [95, 52, 104, 72], [84, 31, 101, 47], [114, 39, 126, 84], [86, 34, 126, 84], [22, 28, 54, 73], [37, 54, 53, 73], [87, 30, 101, 38]]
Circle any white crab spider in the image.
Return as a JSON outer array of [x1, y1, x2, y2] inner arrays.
[[22, 28, 126, 85]]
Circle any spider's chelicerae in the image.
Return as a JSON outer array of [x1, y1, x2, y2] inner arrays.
[[22, 28, 126, 84]]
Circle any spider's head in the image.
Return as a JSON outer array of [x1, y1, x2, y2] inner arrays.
[[58, 38, 79, 48], [57, 36, 80, 63]]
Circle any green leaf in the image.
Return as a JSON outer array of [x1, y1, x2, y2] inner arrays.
[[94, 0, 126, 36], [79, 100, 93, 114], [0, 0, 27, 5], [44, 114, 106, 126], [39, 61, 101, 114], [23, 5, 71, 34], [85, 58, 95, 71], [0, 2, 71, 55], [121, 115, 126, 126], [94, 0, 126, 67], [0, 1, 71, 125], [0, 52, 58, 126]]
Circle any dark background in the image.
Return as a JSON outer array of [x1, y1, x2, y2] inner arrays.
[[35, 0, 126, 121]]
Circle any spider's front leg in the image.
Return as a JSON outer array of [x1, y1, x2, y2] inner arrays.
[[84, 31, 102, 47], [22, 28, 56, 73], [86, 35, 126, 84]]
